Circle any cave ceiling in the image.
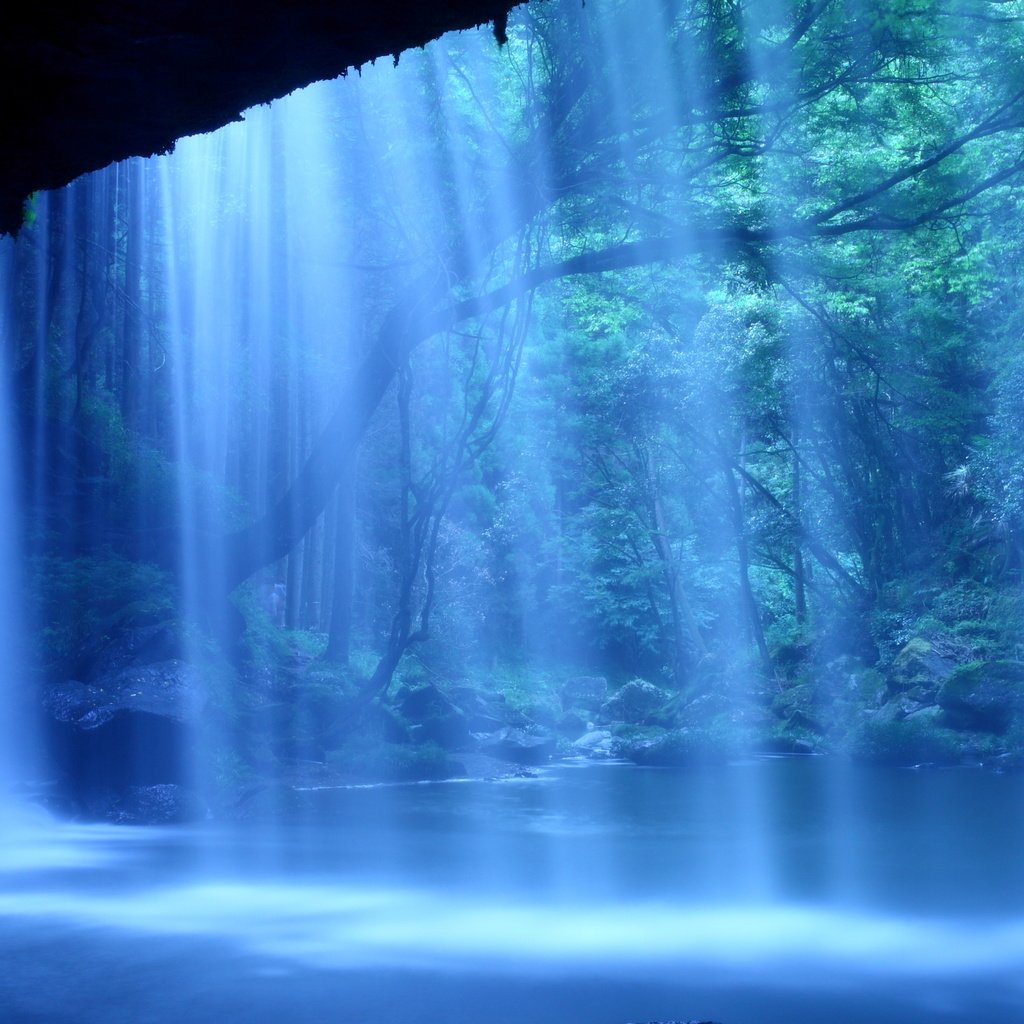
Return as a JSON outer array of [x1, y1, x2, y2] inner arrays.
[[0, 1, 526, 235]]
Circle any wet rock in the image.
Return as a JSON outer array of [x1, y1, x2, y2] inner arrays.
[[623, 727, 722, 766], [555, 710, 588, 738], [394, 683, 472, 750], [938, 660, 1024, 733], [772, 682, 828, 734], [845, 715, 965, 766], [79, 622, 181, 680], [871, 695, 929, 724], [475, 727, 556, 764], [601, 679, 671, 725], [560, 675, 608, 711], [761, 733, 818, 754], [46, 659, 207, 729], [678, 689, 732, 726], [446, 684, 513, 732], [614, 726, 668, 761], [394, 682, 452, 719], [409, 712, 472, 750], [107, 784, 206, 825], [44, 661, 208, 812], [571, 729, 618, 757], [516, 699, 561, 730], [889, 636, 957, 697], [904, 704, 944, 724]]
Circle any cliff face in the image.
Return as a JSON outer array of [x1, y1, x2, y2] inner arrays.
[[0, 1, 524, 234]]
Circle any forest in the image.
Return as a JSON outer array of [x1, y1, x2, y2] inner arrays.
[[4, 0, 1024, 815]]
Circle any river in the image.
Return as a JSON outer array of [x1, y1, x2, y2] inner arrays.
[[1, 757, 1022, 1023]]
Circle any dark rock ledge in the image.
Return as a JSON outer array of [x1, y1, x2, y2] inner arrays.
[[0, 1, 526, 235]]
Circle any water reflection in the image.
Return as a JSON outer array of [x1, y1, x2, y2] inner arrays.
[[1, 758, 1022, 1023]]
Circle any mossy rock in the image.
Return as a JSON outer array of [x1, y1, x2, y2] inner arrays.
[[555, 710, 588, 738], [845, 715, 967, 766], [601, 679, 672, 725], [772, 682, 811, 717], [764, 720, 819, 754], [677, 689, 735, 727], [772, 683, 826, 732], [938, 661, 1024, 733], [476, 727, 557, 765], [623, 726, 730, 766], [772, 672, 881, 736], [393, 683, 472, 750], [847, 667, 887, 706], [889, 636, 956, 696], [560, 675, 608, 712]]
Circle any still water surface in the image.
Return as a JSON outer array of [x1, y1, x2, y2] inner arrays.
[[1, 757, 1022, 1023]]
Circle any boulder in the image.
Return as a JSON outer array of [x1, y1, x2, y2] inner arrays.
[[44, 660, 208, 813], [394, 682, 452, 719], [475, 727, 556, 765], [78, 622, 181, 680], [938, 660, 1024, 733], [772, 682, 827, 734], [623, 727, 722, 766], [107, 784, 206, 825], [560, 675, 608, 711], [601, 679, 671, 725], [571, 729, 619, 758], [555, 710, 588, 738], [871, 695, 929, 724], [394, 683, 472, 750], [889, 636, 957, 697], [46, 659, 207, 730], [846, 714, 965, 766], [446, 684, 514, 732]]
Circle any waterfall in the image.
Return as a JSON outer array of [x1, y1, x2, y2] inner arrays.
[[0, 243, 30, 793], [0, 3, 1023, 1022]]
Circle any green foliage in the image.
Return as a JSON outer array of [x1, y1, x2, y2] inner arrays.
[[19, 0, 1024, 772], [21, 193, 38, 229], [30, 551, 175, 669], [625, 725, 742, 766], [234, 585, 293, 676], [845, 716, 972, 766]]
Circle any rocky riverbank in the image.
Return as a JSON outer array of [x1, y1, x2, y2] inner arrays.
[[35, 609, 1024, 825]]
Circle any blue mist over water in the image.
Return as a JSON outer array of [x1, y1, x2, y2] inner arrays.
[[1, 759, 1023, 1023]]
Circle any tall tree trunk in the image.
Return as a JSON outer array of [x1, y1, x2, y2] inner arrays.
[[326, 465, 356, 664], [643, 450, 706, 686], [285, 540, 304, 631], [723, 459, 771, 674], [120, 161, 143, 430], [792, 435, 807, 626], [300, 513, 322, 629]]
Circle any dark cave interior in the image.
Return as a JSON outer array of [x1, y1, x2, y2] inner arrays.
[[0, 1, 524, 235]]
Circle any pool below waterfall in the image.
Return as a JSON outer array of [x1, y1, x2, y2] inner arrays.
[[1, 757, 1023, 1024]]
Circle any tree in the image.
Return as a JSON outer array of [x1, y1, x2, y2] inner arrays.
[[220, 0, 1024, 605]]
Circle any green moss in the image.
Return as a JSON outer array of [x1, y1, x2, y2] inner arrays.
[[624, 724, 742, 765], [845, 716, 966, 765], [938, 660, 1024, 732], [30, 550, 175, 669], [889, 636, 956, 695]]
